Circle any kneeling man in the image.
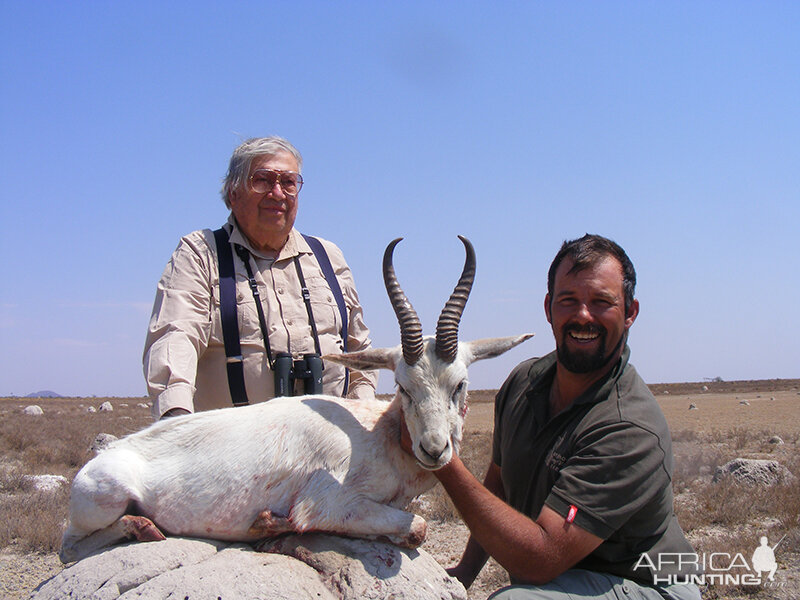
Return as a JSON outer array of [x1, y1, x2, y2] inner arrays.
[[428, 234, 700, 600]]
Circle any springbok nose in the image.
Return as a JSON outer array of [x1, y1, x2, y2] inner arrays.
[[419, 431, 450, 462]]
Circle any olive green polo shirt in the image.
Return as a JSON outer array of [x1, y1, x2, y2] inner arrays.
[[493, 346, 699, 585]]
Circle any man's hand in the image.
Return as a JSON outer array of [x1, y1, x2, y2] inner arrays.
[[446, 563, 479, 589]]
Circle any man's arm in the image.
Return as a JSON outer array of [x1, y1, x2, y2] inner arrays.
[[436, 459, 603, 585], [161, 407, 191, 419], [445, 461, 503, 588], [144, 234, 213, 418]]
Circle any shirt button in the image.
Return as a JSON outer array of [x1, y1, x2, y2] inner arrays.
[[287, 320, 293, 325], [277, 288, 284, 294]]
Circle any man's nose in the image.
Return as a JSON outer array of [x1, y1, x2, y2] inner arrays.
[[267, 180, 285, 197], [573, 303, 593, 322]]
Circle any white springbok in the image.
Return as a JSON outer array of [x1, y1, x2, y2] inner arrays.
[[59, 236, 533, 563]]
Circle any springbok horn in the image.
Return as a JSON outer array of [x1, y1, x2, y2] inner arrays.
[[435, 235, 476, 363], [383, 238, 424, 365]]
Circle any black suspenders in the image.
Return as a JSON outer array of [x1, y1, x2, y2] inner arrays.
[[213, 227, 349, 405], [213, 228, 249, 406], [301, 234, 349, 372]]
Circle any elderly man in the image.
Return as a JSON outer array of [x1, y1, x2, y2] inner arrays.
[[428, 235, 700, 600], [144, 136, 377, 419]]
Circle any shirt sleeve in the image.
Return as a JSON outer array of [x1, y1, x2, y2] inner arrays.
[[143, 233, 214, 417], [322, 239, 378, 398], [545, 420, 670, 539]]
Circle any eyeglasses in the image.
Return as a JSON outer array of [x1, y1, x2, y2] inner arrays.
[[249, 169, 304, 196]]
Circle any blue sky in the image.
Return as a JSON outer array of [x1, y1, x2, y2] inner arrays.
[[1, 1, 798, 397]]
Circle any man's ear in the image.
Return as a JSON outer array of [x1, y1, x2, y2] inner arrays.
[[544, 294, 552, 324], [625, 298, 640, 328]]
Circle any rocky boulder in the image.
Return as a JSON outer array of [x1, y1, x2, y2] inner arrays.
[[713, 458, 796, 486], [23, 474, 69, 493], [90, 433, 118, 455], [31, 534, 467, 600]]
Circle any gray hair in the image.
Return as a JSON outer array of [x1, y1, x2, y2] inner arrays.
[[220, 136, 303, 208]]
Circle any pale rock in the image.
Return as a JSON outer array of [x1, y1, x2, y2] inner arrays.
[[24, 474, 69, 492], [32, 534, 467, 600], [90, 433, 118, 455], [713, 458, 796, 486]]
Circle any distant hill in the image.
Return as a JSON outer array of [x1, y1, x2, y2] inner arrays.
[[25, 390, 63, 398], [648, 378, 800, 396]]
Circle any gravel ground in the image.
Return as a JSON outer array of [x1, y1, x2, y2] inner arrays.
[[0, 549, 62, 600]]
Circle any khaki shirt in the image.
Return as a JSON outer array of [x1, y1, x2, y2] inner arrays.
[[144, 216, 378, 417]]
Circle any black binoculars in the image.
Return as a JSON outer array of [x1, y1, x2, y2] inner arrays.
[[273, 352, 324, 397]]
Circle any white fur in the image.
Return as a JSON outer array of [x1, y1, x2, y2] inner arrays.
[[60, 334, 532, 563]]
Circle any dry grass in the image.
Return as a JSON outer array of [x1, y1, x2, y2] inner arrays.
[[0, 397, 152, 552], [666, 422, 800, 599]]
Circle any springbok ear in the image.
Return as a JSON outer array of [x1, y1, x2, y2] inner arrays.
[[464, 334, 534, 364], [323, 347, 399, 372]]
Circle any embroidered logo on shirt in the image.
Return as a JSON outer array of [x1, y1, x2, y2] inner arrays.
[[545, 447, 567, 473], [544, 430, 573, 475]]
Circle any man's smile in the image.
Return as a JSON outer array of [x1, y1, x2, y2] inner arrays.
[[565, 325, 604, 344], [568, 330, 600, 342]]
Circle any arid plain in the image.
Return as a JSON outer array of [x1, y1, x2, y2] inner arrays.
[[1, 378, 798, 600]]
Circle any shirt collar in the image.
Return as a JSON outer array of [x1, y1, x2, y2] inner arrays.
[[573, 344, 631, 406], [525, 345, 632, 409], [225, 214, 312, 261]]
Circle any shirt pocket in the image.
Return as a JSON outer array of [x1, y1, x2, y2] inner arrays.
[[211, 278, 263, 344], [304, 275, 341, 338]]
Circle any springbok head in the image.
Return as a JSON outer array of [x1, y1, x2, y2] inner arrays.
[[325, 236, 533, 470]]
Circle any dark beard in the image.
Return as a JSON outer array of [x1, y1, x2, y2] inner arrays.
[[557, 324, 623, 374]]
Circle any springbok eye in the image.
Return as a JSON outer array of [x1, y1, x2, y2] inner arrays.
[[451, 381, 466, 403]]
